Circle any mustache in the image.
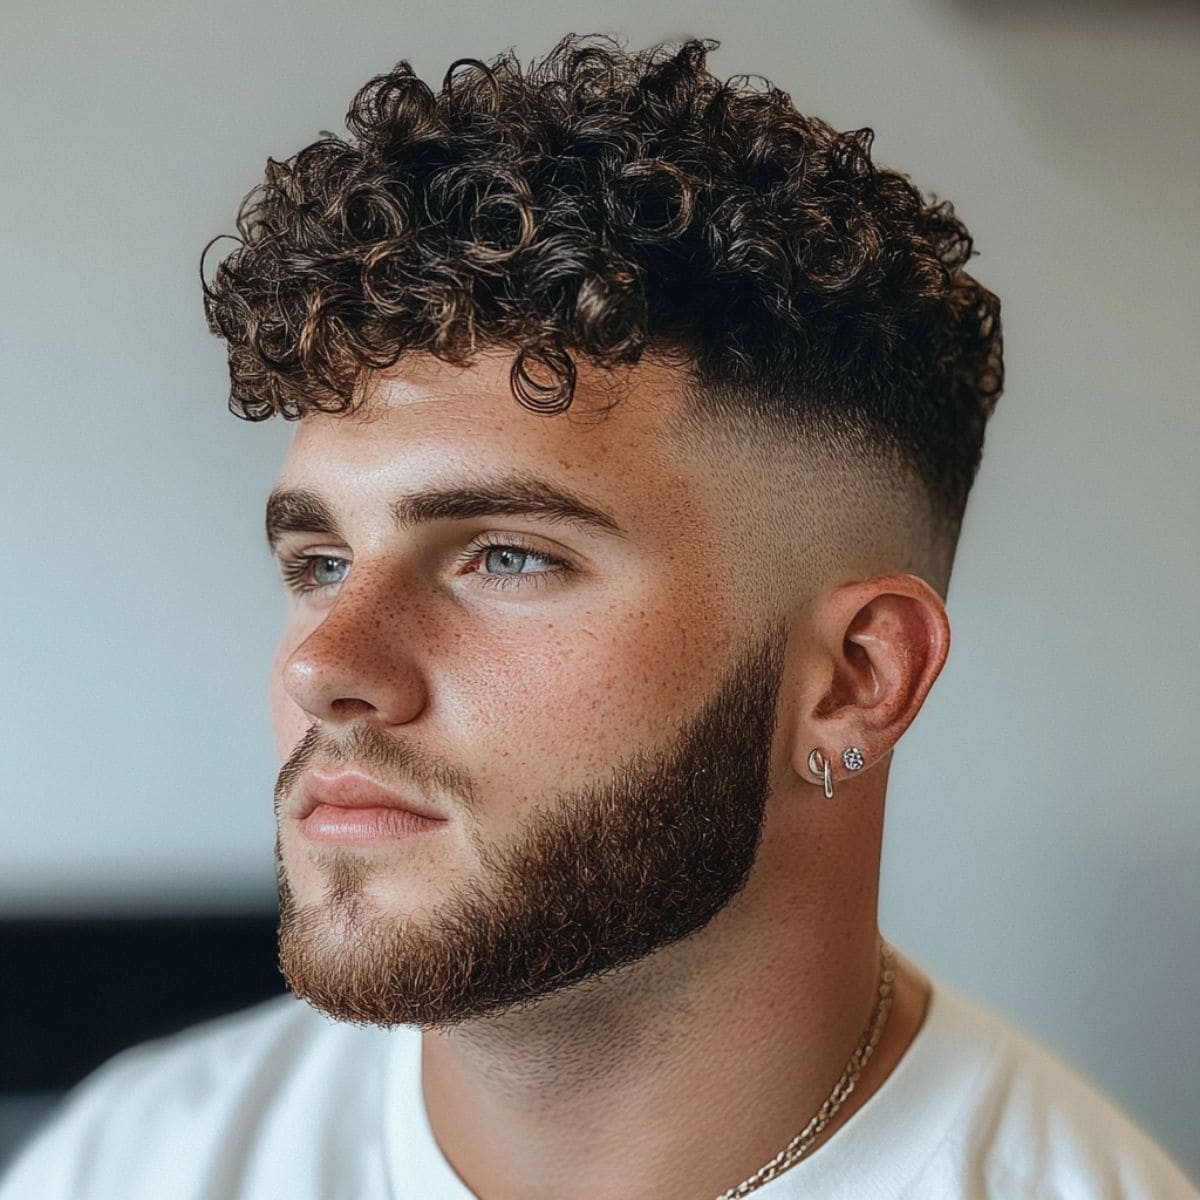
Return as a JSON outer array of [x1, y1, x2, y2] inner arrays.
[[273, 723, 473, 816]]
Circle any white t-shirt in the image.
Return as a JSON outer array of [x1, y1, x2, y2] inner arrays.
[[1, 974, 1195, 1199]]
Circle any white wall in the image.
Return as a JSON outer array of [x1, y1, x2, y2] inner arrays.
[[3, 0, 1197, 1178]]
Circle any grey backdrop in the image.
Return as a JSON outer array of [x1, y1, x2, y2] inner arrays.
[[3, 0, 1197, 1181]]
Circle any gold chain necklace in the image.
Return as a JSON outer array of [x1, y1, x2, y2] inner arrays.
[[712, 941, 897, 1200]]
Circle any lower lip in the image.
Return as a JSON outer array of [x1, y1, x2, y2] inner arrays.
[[300, 803, 447, 843]]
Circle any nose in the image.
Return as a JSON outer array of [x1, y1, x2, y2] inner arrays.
[[279, 565, 428, 728]]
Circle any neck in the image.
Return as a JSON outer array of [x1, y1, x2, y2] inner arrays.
[[420, 802, 929, 1200]]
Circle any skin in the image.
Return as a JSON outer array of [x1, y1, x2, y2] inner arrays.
[[268, 349, 951, 1200]]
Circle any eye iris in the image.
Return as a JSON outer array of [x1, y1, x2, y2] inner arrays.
[[485, 547, 527, 575], [313, 557, 346, 585]]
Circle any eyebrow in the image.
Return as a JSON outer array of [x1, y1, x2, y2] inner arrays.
[[265, 473, 627, 552]]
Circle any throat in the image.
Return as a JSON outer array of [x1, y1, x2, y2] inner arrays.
[[416, 932, 922, 1200]]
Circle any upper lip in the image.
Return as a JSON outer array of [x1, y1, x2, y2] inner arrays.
[[295, 768, 448, 822]]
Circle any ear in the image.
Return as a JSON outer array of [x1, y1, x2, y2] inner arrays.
[[791, 572, 951, 792]]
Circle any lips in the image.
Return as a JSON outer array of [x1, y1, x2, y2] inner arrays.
[[294, 768, 447, 823]]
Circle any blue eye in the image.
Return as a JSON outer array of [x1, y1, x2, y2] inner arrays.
[[313, 557, 349, 585], [482, 545, 544, 576], [470, 539, 572, 591], [280, 554, 350, 595]]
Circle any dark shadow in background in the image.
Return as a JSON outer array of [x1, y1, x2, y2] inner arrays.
[[949, 0, 1196, 10], [0, 915, 285, 1169]]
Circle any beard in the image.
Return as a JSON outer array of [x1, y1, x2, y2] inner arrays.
[[276, 619, 788, 1030]]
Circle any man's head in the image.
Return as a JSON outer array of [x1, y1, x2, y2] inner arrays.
[[203, 35, 1000, 1029]]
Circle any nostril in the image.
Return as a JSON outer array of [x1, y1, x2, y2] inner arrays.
[[329, 697, 377, 718]]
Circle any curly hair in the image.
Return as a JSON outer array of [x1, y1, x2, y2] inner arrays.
[[202, 33, 1002, 543]]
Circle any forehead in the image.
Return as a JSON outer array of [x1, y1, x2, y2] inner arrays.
[[279, 351, 699, 517]]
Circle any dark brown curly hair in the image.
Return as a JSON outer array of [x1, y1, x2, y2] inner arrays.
[[202, 33, 1002, 546]]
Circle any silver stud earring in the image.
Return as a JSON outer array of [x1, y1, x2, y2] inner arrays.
[[807, 748, 834, 799], [842, 746, 865, 772]]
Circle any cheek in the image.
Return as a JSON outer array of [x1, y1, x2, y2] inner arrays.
[[449, 598, 721, 800]]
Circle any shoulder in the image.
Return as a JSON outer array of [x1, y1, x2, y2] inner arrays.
[[0, 996, 411, 1200], [913, 981, 1199, 1199]]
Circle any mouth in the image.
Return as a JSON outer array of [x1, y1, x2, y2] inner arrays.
[[293, 768, 450, 844]]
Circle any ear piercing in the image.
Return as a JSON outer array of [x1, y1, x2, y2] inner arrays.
[[807, 746, 865, 799]]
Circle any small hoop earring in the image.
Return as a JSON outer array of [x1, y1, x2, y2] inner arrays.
[[807, 748, 834, 800]]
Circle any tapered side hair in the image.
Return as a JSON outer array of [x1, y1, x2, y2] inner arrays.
[[203, 33, 1003, 548]]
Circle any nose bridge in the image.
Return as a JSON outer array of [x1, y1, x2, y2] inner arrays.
[[283, 557, 426, 724]]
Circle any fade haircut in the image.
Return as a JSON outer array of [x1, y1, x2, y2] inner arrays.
[[202, 33, 1003, 554]]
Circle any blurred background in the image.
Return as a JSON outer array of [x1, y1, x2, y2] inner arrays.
[[2, 0, 1197, 1180]]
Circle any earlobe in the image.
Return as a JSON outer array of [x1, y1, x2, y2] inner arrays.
[[795, 573, 951, 790]]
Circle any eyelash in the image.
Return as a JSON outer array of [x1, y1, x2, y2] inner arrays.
[[278, 534, 573, 598]]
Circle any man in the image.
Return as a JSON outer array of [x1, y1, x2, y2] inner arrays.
[[3, 32, 1194, 1200]]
